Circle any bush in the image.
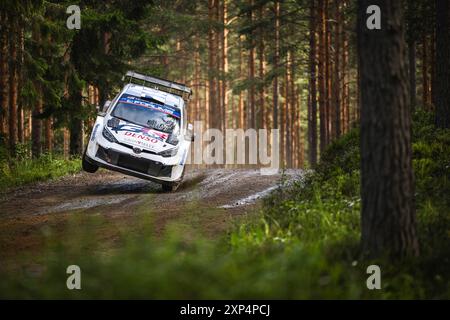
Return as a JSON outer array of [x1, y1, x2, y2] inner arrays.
[[237, 110, 449, 298], [0, 153, 81, 193]]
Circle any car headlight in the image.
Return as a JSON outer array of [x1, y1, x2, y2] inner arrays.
[[102, 127, 118, 143], [166, 134, 179, 146], [159, 147, 178, 158]]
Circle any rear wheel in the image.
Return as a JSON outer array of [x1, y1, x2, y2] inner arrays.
[[82, 153, 98, 173]]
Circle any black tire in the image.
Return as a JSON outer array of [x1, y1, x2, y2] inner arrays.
[[161, 183, 178, 192], [82, 154, 99, 173], [161, 169, 184, 192]]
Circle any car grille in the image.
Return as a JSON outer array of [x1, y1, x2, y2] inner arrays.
[[96, 145, 172, 177], [117, 142, 158, 155]]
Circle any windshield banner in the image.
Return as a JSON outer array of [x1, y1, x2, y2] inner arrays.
[[119, 94, 181, 118]]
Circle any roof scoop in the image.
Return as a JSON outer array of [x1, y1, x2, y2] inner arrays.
[[123, 71, 192, 103]]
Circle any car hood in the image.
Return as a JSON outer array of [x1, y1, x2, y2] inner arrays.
[[105, 117, 176, 153]]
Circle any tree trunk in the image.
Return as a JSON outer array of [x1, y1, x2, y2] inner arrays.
[[0, 12, 9, 139], [63, 128, 69, 159], [285, 54, 291, 168], [238, 35, 245, 129], [289, 51, 297, 167], [9, 19, 19, 154], [318, 0, 326, 154], [69, 90, 83, 155], [31, 24, 42, 158], [216, 2, 222, 133], [17, 24, 24, 144], [44, 118, 53, 153], [325, 0, 332, 143], [308, 0, 318, 166], [258, 5, 265, 129], [98, 32, 112, 107], [194, 37, 200, 123], [205, 75, 210, 130], [24, 110, 31, 143], [208, 0, 219, 130], [333, 0, 341, 139], [356, 54, 361, 122], [358, 0, 419, 259], [69, 121, 83, 156], [435, 0, 449, 128], [280, 76, 285, 167], [430, 30, 436, 108], [341, 0, 350, 133], [408, 38, 416, 112], [422, 35, 430, 109], [273, 0, 280, 131], [32, 95, 43, 158], [248, 3, 256, 129], [222, 0, 228, 130]]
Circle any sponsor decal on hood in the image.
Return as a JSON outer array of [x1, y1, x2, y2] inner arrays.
[[111, 123, 168, 141], [109, 122, 170, 152]]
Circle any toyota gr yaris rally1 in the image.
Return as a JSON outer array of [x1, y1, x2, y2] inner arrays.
[[82, 72, 193, 192]]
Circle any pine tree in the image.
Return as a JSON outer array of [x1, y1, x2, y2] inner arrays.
[[358, 0, 419, 258], [308, 0, 318, 166], [435, 0, 449, 128]]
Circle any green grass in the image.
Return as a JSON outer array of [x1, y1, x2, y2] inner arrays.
[[0, 110, 448, 299], [0, 153, 81, 193]]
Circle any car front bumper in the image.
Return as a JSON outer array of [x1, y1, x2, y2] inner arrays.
[[85, 140, 185, 185]]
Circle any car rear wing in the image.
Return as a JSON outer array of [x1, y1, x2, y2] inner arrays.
[[123, 71, 192, 102]]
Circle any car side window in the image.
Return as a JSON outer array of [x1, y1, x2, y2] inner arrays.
[[107, 94, 120, 114]]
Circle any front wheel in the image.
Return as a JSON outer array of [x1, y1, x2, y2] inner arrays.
[[161, 168, 185, 192], [161, 183, 179, 192], [82, 153, 99, 173]]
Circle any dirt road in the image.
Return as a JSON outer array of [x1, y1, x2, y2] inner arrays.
[[0, 167, 301, 265]]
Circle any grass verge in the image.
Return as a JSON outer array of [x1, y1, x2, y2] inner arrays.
[[0, 153, 81, 193], [0, 110, 448, 299]]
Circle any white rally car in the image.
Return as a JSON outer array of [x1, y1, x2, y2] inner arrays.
[[82, 71, 193, 191]]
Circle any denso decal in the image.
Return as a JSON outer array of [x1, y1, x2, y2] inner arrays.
[[111, 124, 168, 142], [124, 131, 159, 144]]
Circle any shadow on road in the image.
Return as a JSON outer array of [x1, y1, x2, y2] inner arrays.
[[88, 179, 160, 195], [87, 171, 207, 196]]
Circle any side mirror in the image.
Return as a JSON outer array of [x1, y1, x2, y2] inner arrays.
[[186, 123, 194, 142], [102, 100, 112, 113], [97, 100, 111, 116]]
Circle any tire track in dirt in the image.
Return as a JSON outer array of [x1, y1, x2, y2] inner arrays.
[[0, 167, 302, 264]]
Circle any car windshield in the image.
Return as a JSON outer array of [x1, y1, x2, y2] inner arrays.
[[112, 94, 181, 134]]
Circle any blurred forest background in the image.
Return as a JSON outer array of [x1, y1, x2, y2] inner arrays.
[[0, 0, 446, 167], [0, 0, 449, 298]]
